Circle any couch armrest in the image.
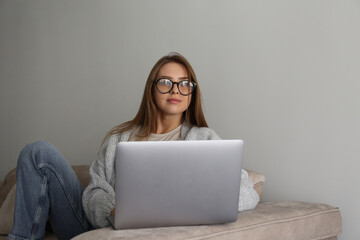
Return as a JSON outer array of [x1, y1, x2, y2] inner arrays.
[[0, 168, 16, 208], [246, 169, 265, 202]]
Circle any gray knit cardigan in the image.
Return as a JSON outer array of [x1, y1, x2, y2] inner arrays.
[[82, 123, 259, 228]]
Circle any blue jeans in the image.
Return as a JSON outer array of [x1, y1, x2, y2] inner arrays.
[[8, 141, 93, 240]]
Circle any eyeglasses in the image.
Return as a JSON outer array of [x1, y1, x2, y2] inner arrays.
[[154, 78, 197, 96]]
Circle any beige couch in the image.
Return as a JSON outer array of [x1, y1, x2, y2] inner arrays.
[[0, 166, 342, 240]]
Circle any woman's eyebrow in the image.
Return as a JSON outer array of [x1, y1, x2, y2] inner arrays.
[[158, 75, 189, 79]]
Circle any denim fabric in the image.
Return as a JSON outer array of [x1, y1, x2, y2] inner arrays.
[[8, 141, 93, 240]]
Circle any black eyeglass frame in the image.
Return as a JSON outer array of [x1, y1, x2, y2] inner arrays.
[[154, 78, 197, 96]]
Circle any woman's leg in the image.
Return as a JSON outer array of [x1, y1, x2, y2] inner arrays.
[[8, 141, 93, 240]]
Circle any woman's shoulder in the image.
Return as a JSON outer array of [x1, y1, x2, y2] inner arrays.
[[100, 127, 136, 150], [182, 123, 221, 140]]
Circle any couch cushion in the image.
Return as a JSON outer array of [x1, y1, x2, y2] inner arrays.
[[0, 169, 16, 207], [72, 201, 341, 240], [72, 165, 91, 188], [0, 185, 15, 235]]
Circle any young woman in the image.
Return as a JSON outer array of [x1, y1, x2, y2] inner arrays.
[[9, 53, 259, 240]]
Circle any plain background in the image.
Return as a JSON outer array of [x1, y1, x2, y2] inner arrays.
[[1, 0, 359, 239]]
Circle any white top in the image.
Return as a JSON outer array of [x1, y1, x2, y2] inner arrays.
[[129, 124, 181, 141]]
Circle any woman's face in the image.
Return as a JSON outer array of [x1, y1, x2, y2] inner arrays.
[[153, 62, 192, 120]]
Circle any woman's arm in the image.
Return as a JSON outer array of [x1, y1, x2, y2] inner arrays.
[[238, 169, 259, 211], [82, 135, 118, 228]]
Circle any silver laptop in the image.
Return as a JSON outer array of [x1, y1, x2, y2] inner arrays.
[[112, 139, 244, 229]]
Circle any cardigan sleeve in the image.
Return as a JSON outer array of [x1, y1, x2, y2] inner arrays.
[[238, 169, 260, 211], [82, 136, 118, 228]]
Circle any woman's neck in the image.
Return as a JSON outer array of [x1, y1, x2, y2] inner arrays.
[[155, 115, 182, 134]]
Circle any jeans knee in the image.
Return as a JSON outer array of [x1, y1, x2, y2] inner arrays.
[[23, 140, 54, 154], [18, 141, 57, 167], [29, 140, 53, 149]]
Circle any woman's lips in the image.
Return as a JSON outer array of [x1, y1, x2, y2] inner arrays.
[[167, 98, 181, 104]]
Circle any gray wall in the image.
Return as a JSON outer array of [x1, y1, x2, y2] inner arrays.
[[1, 0, 359, 239]]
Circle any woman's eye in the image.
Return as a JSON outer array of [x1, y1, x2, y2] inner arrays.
[[181, 81, 189, 87], [160, 79, 172, 85]]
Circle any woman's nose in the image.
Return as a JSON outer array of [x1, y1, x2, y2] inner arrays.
[[171, 82, 180, 94]]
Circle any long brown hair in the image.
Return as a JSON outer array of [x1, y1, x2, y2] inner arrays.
[[101, 52, 208, 146]]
